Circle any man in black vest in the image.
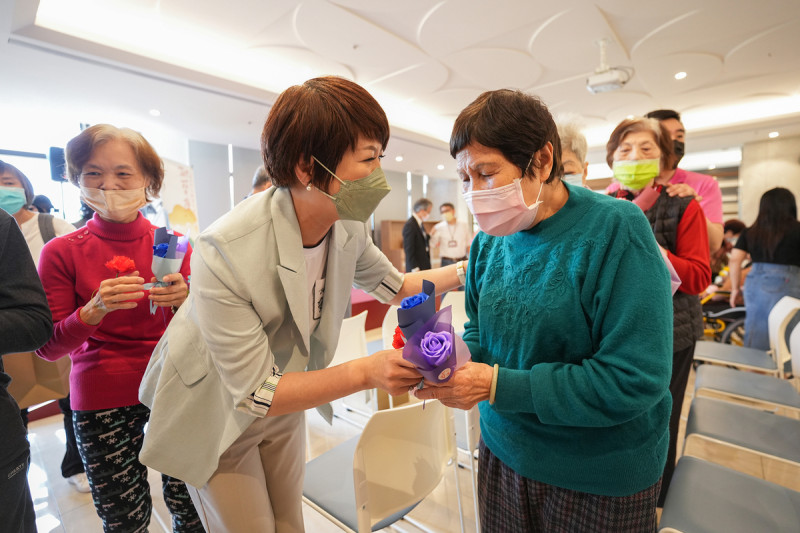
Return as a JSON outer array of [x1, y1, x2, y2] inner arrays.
[[402, 198, 432, 272]]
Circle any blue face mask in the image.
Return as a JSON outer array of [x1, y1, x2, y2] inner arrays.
[[563, 174, 583, 187], [0, 186, 27, 215]]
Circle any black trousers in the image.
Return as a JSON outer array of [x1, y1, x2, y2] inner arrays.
[[18, 394, 84, 478], [58, 395, 84, 478], [74, 404, 203, 533], [657, 341, 696, 507], [0, 449, 36, 533]]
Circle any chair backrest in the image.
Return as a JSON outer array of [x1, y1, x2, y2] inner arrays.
[[789, 315, 800, 380], [454, 405, 481, 453], [353, 399, 456, 532], [330, 311, 369, 367], [767, 296, 800, 366], [441, 291, 468, 335], [381, 305, 400, 349]]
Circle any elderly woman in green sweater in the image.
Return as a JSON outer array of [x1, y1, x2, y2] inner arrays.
[[414, 90, 674, 532]]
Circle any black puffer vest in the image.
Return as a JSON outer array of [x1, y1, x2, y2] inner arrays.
[[646, 189, 704, 352]]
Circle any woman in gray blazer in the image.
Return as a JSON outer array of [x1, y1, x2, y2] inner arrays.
[[139, 76, 465, 532]]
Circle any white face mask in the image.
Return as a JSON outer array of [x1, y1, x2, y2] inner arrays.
[[563, 173, 583, 187], [80, 186, 146, 222], [463, 178, 543, 236]]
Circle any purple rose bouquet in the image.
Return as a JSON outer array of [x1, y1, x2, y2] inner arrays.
[[400, 283, 470, 384], [144, 227, 189, 314]]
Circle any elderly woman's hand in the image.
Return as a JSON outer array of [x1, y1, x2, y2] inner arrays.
[[413, 362, 493, 410], [148, 273, 189, 310], [81, 272, 146, 325], [365, 349, 424, 397]]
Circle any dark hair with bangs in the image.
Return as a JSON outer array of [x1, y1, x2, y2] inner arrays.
[[261, 76, 390, 190], [449, 89, 561, 183], [0, 160, 35, 205]]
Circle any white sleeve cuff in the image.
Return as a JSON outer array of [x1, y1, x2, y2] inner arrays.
[[370, 268, 404, 303], [239, 365, 283, 417]]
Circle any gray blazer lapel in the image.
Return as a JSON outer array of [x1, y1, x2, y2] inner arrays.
[[273, 189, 311, 354]]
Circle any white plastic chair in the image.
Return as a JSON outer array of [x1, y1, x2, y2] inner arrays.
[[441, 291, 468, 335], [453, 406, 481, 532], [303, 399, 465, 533], [694, 296, 800, 378], [329, 311, 374, 422]]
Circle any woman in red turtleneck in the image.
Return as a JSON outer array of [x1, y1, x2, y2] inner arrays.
[[36, 125, 202, 533]]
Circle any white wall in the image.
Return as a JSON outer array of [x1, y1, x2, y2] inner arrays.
[[739, 135, 800, 224]]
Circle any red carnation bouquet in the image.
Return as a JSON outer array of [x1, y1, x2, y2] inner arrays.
[[105, 256, 136, 277]]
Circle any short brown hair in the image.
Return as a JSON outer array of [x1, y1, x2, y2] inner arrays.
[[450, 89, 561, 183], [605, 117, 675, 170], [261, 77, 390, 190], [65, 124, 164, 200]]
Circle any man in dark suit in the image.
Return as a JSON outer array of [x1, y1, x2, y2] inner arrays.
[[402, 198, 433, 272]]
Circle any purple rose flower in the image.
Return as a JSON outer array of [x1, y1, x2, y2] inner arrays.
[[401, 292, 429, 309], [419, 330, 452, 367]]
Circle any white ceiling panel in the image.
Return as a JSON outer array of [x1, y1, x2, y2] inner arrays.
[[635, 52, 723, 98], [441, 48, 543, 90], [725, 20, 800, 76], [412, 88, 485, 117], [159, 0, 302, 37], [417, 0, 560, 57], [294, 0, 429, 82], [528, 6, 629, 73], [363, 60, 449, 100]]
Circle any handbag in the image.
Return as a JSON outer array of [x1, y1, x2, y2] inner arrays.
[[3, 352, 71, 409]]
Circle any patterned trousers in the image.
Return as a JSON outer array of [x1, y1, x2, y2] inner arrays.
[[73, 404, 204, 533], [478, 440, 660, 533]]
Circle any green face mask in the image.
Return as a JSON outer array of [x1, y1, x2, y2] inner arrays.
[[311, 156, 391, 222], [612, 158, 660, 191]]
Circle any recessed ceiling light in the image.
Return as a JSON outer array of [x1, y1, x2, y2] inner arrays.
[[626, 114, 634, 119], [149, 109, 161, 117], [395, 155, 404, 162], [437, 164, 445, 170], [768, 131, 780, 138], [674, 72, 687, 80]]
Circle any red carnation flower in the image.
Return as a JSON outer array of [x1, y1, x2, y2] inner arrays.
[[392, 325, 406, 349], [105, 256, 136, 276]]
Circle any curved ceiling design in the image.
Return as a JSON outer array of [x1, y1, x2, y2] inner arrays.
[[3, 0, 800, 179]]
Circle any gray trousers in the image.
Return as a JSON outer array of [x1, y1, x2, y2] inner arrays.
[[187, 411, 306, 533]]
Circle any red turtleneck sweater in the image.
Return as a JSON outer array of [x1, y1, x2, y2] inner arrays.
[[36, 213, 191, 410]]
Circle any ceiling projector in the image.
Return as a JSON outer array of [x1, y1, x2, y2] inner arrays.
[[586, 69, 629, 94]]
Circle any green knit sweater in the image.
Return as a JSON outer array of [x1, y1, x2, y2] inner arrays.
[[465, 184, 673, 497]]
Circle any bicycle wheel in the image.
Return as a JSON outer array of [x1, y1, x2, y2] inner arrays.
[[720, 317, 746, 345]]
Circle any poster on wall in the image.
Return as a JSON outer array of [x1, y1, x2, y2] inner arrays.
[[150, 158, 200, 243]]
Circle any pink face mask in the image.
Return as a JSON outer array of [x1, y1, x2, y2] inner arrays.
[[463, 178, 543, 236]]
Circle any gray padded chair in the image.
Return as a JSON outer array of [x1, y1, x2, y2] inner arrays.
[[659, 456, 800, 533], [683, 397, 800, 481], [693, 305, 800, 415], [693, 296, 800, 378]]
